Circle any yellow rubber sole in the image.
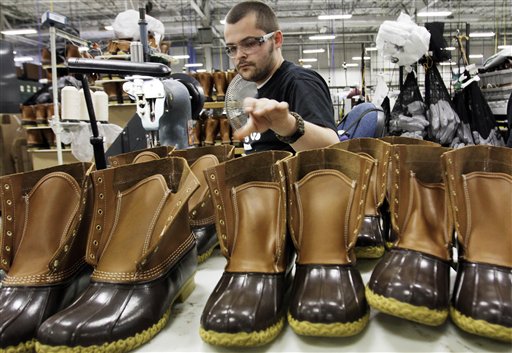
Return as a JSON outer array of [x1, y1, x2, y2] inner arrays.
[[288, 312, 369, 337], [35, 275, 196, 353], [197, 242, 218, 264], [366, 286, 448, 326], [355, 246, 385, 259], [0, 339, 35, 353], [199, 317, 285, 347], [450, 306, 512, 342]]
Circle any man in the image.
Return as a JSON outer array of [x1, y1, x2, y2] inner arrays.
[[224, 1, 339, 153]]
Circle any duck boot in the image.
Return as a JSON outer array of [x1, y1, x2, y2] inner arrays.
[[284, 148, 373, 337], [442, 146, 512, 342], [0, 162, 93, 353], [366, 144, 452, 326], [203, 116, 219, 145], [172, 145, 235, 263], [197, 72, 214, 102], [190, 119, 204, 147], [219, 114, 231, 145], [108, 146, 176, 167], [212, 71, 227, 101], [200, 150, 293, 347], [26, 129, 47, 149], [34, 104, 48, 125], [331, 138, 392, 259], [36, 157, 200, 353], [21, 105, 37, 126], [378, 136, 440, 249]]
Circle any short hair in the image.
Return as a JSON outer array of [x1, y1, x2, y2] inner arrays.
[[225, 1, 280, 33]]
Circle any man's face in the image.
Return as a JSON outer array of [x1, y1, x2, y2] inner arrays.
[[224, 13, 277, 84]]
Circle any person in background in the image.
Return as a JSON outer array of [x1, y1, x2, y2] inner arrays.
[[224, 0, 339, 153]]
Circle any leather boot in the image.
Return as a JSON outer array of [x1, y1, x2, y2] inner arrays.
[[191, 119, 204, 147], [108, 145, 176, 167], [21, 105, 37, 126], [101, 81, 119, 102], [42, 129, 56, 148], [0, 162, 93, 353], [197, 72, 214, 102], [219, 114, 231, 145], [36, 157, 200, 353], [26, 129, 47, 148], [284, 148, 373, 337], [331, 138, 392, 259], [213, 71, 227, 101], [200, 150, 293, 347], [34, 104, 48, 125], [172, 145, 235, 263], [65, 43, 80, 60], [204, 116, 219, 145], [46, 102, 58, 122], [366, 144, 452, 326], [442, 145, 512, 342], [378, 136, 440, 249], [226, 70, 236, 86], [41, 47, 51, 65]]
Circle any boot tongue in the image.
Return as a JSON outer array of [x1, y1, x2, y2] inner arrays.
[[9, 172, 81, 278]]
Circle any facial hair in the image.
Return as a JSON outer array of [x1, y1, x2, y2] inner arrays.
[[237, 42, 276, 83]]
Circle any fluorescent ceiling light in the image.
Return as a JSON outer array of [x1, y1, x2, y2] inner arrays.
[[318, 14, 352, 20], [196, 69, 207, 72], [1, 28, 37, 35], [444, 46, 456, 51], [14, 56, 34, 62], [104, 25, 113, 31], [302, 64, 312, 68], [309, 35, 336, 40], [468, 54, 483, 59], [303, 48, 325, 54], [352, 56, 370, 60], [185, 63, 203, 67], [440, 61, 456, 66], [365, 47, 378, 51], [498, 45, 512, 49], [172, 55, 190, 59], [299, 58, 317, 62], [220, 19, 226, 25], [417, 11, 452, 17], [469, 31, 495, 38], [344, 63, 358, 67]]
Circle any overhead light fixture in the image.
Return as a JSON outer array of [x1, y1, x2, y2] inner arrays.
[[220, 19, 226, 25], [196, 69, 207, 73], [184, 63, 203, 68], [469, 31, 495, 38], [440, 61, 456, 66], [318, 14, 352, 20], [352, 56, 370, 60], [309, 35, 336, 40], [468, 54, 483, 59], [299, 58, 317, 62], [14, 56, 34, 62], [417, 10, 452, 17], [444, 46, 456, 51], [344, 63, 359, 67], [498, 45, 512, 49], [104, 25, 114, 31], [365, 47, 378, 52], [1, 28, 37, 35], [172, 55, 190, 60], [303, 48, 325, 54], [302, 64, 312, 68]]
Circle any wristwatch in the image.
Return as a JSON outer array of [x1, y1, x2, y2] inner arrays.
[[275, 112, 305, 144]]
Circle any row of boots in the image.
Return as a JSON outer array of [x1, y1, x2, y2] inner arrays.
[[21, 103, 58, 126], [190, 113, 240, 147], [190, 70, 237, 102], [1, 142, 510, 353]]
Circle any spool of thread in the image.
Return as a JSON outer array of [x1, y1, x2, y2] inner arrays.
[[78, 88, 93, 121], [93, 90, 109, 123], [130, 41, 144, 63], [61, 86, 79, 121]]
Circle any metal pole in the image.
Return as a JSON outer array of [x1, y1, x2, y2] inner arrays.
[[49, 25, 63, 165]]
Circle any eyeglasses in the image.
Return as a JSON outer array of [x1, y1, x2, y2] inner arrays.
[[224, 32, 276, 58]]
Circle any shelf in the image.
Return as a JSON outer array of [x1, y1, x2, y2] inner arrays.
[[25, 125, 51, 130], [95, 78, 127, 85], [94, 54, 131, 60], [28, 148, 72, 153], [203, 101, 225, 109]]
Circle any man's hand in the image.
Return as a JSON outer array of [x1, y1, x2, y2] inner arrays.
[[233, 97, 296, 140]]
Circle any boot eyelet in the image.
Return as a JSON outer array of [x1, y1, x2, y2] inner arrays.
[[96, 225, 102, 231], [2, 259, 7, 265], [6, 215, 12, 221], [210, 174, 216, 180], [216, 205, 222, 210], [89, 254, 95, 259], [4, 184, 9, 190], [93, 240, 99, 246], [5, 246, 10, 252], [213, 189, 219, 195], [97, 209, 103, 215], [7, 231, 12, 237], [53, 260, 59, 268], [6, 200, 12, 205], [99, 193, 104, 199], [97, 177, 103, 183], [219, 219, 225, 225], [64, 245, 69, 252]]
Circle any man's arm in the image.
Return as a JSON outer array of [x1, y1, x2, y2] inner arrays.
[[234, 97, 339, 151]]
